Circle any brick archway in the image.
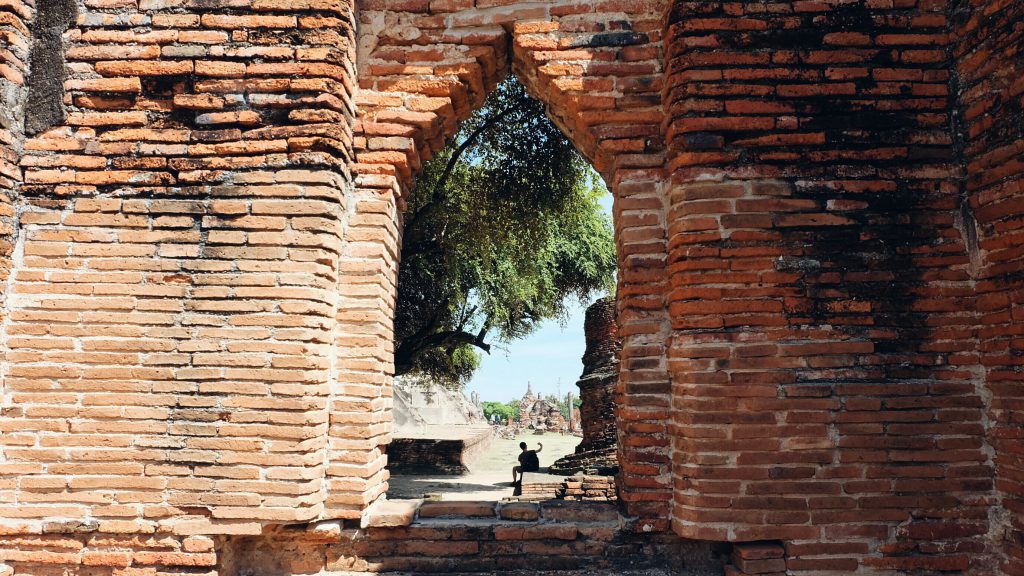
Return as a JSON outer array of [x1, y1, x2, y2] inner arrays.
[[342, 0, 674, 529]]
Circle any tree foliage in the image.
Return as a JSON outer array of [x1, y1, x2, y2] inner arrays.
[[481, 401, 520, 423], [394, 76, 616, 386]]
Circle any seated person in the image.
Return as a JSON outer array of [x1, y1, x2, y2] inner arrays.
[[513, 441, 543, 485]]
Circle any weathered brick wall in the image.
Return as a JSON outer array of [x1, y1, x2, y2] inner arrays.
[[2, 0, 362, 532], [953, 0, 1024, 571], [0, 0, 678, 544], [1, 0, 1024, 574], [1, 0, 678, 559], [218, 501, 725, 575], [0, 528, 214, 576], [0, 0, 30, 340], [2, 502, 722, 576], [664, 0, 996, 572]]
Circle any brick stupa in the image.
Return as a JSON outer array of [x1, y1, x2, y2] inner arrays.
[[550, 298, 621, 475]]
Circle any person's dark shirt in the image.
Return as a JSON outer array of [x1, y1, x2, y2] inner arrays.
[[518, 449, 540, 472]]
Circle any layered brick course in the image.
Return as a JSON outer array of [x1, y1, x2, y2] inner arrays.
[[0, 0, 1023, 574], [0, 0, 31, 338]]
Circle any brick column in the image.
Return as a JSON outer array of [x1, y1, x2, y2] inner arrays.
[[665, 0, 991, 571], [1, 0, 359, 533], [325, 146, 401, 519]]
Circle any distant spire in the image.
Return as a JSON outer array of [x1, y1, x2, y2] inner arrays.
[[526, 381, 532, 395]]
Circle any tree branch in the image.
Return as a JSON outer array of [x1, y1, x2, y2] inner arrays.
[[402, 95, 530, 244], [394, 327, 492, 376]]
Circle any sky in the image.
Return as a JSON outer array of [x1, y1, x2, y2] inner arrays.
[[464, 191, 614, 403]]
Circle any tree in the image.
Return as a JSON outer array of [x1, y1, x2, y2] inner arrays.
[[394, 76, 616, 386], [482, 401, 520, 423]]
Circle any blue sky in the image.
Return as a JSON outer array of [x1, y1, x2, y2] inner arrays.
[[465, 191, 614, 403]]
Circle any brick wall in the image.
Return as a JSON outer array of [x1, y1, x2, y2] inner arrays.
[[953, 0, 1024, 571], [1, 0, 1024, 574], [0, 0, 30, 349], [1, 0, 362, 532], [0, 0, 680, 542], [219, 500, 726, 575], [0, 0, 678, 551], [0, 524, 214, 576], [664, 0, 995, 571], [0, 502, 726, 576]]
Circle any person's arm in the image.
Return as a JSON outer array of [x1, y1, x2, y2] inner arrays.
[[536, 442, 543, 453]]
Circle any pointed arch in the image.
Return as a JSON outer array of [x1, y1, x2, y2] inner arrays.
[[342, 0, 674, 528]]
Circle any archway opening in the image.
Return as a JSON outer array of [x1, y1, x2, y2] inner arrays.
[[344, 3, 676, 534], [382, 74, 621, 504]]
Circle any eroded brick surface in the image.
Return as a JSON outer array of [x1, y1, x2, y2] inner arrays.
[[664, 0, 1002, 572], [352, 0, 1023, 571], [0, 0, 31, 348]]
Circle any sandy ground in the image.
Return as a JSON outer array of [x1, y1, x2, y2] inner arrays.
[[387, 431, 582, 500]]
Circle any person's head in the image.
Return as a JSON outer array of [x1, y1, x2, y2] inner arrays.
[[519, 442, 527, 450]]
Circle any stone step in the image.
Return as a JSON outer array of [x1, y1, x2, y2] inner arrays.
[[363, 498, 421, 528], [367, 498, 622, 527]]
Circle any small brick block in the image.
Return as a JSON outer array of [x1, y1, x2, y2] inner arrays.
[[734, 557, 787, 575], [734, 542, 786, 560], [364, 499, 420, 528], [417, 501, 496, 519], [499, 502, 540, 521]]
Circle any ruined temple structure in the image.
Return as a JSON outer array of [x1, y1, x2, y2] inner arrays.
[[518, 382, 568, 431], [0, 0, 1023, 574], [386, 375, 492, 474], [550, 297, 621, 475]]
